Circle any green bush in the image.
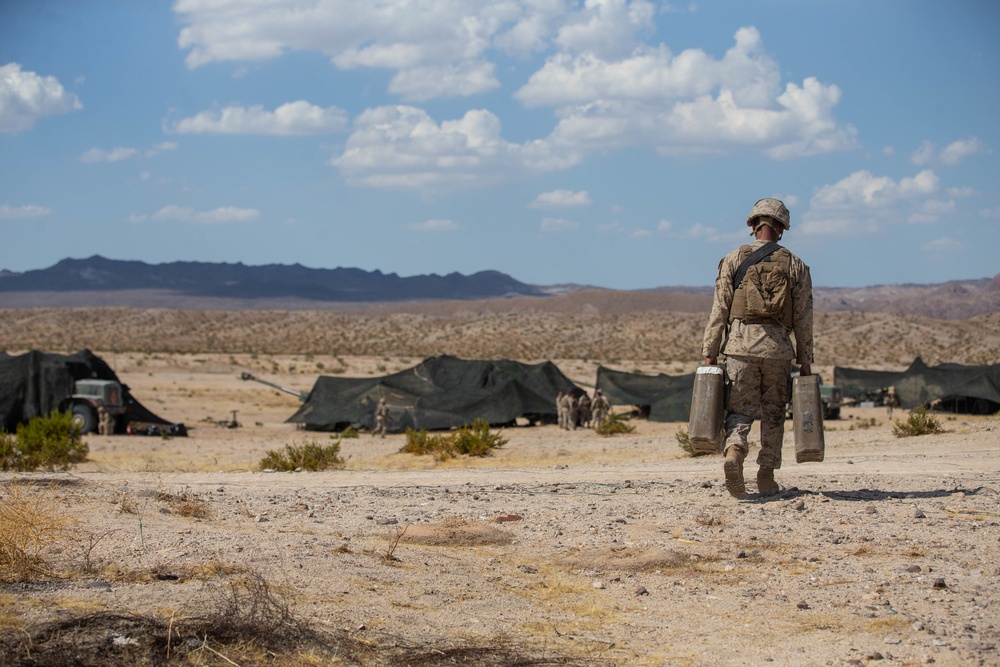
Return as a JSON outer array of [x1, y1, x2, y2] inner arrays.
[[339, 426, 359, 439], [401, 419, 507, 462], [595, 412, 636, 437], [0, 412, 88, 472], [259, 440, 345, 471], [892, 406, 944, 438]]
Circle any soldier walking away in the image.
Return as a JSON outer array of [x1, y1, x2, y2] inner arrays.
[[373, 398, 389, 438], [701, 198, 814, 499], [555, 391, 566, 429]]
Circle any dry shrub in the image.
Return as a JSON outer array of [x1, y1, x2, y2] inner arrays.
[[0, 482, 75, 582], [892, 406, 944, 437], [400, 517, 514, 547], [401, 420, 507, 462], [156, 489, 211, 519]]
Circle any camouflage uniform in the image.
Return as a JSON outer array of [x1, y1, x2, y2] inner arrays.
[[373, 399, 389, 438], [591, 391, 609, 429], [703, 209, 814, 492]]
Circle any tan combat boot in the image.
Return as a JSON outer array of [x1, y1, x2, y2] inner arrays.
[[723, 448, 746, 498], [757, 467, 779, 497]]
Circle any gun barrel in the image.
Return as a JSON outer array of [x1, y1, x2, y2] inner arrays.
[[239, 372, 308, 401]]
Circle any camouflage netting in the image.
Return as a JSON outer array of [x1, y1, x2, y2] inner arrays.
[[0, 349, 172, 432], [595, 366, 695, 422], [834, 357, 1000, 414], [287, 355, 584, 432]]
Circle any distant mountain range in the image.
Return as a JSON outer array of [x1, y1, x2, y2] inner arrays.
[[0, 256, 544, 303], [1, 256, 998, 320]]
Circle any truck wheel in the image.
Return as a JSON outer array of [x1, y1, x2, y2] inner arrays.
[[71, 404, 97, 433]]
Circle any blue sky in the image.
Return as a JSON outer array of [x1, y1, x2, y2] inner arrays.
[[1, 1, 998, 290]]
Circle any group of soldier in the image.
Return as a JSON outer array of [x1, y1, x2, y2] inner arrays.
[[556, 389, 610, 431]]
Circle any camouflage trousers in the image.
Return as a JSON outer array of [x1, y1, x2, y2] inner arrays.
[[723, 355, 790, 469]]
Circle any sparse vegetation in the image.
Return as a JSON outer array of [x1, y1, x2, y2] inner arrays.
[[595, 412, 636, 437], [0, 411, 88, 472], [401, 419, 508, 461], [849, 417, 880, 430], [0, 483, 75, 582], [259, 440, 345, 471], [892, 406, 944, 437], [674, 427, 717, 456]]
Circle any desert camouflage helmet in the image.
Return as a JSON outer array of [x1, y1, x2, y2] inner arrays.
[[746, 198, 790, 230]]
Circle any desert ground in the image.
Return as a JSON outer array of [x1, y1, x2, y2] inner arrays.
[[2, 304, 999, 666]]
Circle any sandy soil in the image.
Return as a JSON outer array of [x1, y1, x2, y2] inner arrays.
[[2, 352, 999, 666]]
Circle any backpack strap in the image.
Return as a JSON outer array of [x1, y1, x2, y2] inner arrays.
[[732, 242, 782, 290]]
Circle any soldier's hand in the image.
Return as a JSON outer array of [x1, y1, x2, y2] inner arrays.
[[799, 363, 812, 376], [705, 356, 717, 366]]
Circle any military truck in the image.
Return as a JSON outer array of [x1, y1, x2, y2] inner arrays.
[[65, 379, 127, 433]]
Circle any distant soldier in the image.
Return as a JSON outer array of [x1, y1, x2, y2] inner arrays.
[[577, 393, 592, 429], [885, 386, 900, 420], [558, 391, 573, 430], [591, 390, 609, 429], [555, 391, 566, 429], [566, 392, 578, 430], [97, 406, 107, 435], [373, 398, 389, 438]]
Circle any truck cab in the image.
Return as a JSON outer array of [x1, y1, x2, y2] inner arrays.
[[67, 379, 126, 433]]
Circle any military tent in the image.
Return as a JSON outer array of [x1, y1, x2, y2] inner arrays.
[[594, 366, 695, 422], [0, 349, 175, 433], [287, 355, 584, 432], [834, 358, 1000, 414]]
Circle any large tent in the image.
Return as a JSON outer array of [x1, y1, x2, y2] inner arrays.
[[0, 349, 172, 432], [834, 358, 1000, 414], [287, 355, 584, 432], [594, 366, 695, 422]]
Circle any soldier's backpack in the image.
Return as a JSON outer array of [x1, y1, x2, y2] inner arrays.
[[728, 242, 794, 328]]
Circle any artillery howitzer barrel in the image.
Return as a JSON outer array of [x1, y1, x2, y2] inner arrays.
[[239, 372, 309, 401]]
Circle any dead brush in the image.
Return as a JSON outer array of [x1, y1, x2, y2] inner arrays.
[[0, 482, 75, 582], [156, 488, 211, 519]]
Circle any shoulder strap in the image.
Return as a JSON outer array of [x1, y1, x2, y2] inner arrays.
[[732, 242, 782, 290]]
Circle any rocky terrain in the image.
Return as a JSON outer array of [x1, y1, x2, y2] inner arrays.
[[1, 301, 998, 666]]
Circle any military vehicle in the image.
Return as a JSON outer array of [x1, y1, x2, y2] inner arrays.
[[66, 379, 127, 433]]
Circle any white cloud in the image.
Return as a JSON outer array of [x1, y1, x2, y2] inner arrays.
[[946, 186, 974, 197], [517, 27, 856, 159], [331, 105, 580, 191], [0, 63, 82, 133], [979, 206, 1000, 220], [922, 238, 963, 254], [529, 189, 592, 208], [630, 227, 652, 237], [911, 136, 986, 166], [657, 219, 672, 231], [174, 0, 536, 99], [540, 216, 578, 232], [908, 198, 954, 225], [133, 205, 260, 224], [80, 146, 139, 163], [555, 0, 657, 60], [800, 169, 943, 234], [168, 101, 347, 135], [147, 141, 178, 156], [405, 219, 460, 232], [0, 203, 51, 219]]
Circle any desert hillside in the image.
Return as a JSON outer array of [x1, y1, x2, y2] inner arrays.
[[2, 293, 998, 374]]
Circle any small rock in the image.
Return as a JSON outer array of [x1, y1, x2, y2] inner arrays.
[[793, 501, 805, 511], [494, 513, 523, 523], [376, 518, 398, 525], [865, 505, 877, 514], [884, 637, 901, 645], [901, 564, 921, 573], [634, 586, 649, 596], [932, 578, 947, 589], [865, 651, 884, 661], [593, 580, 605, 589], [736, 549, 748, 559], [517, 565, 537, 574], [913, 507, 926, 518], [796, 601, 810, 610]]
